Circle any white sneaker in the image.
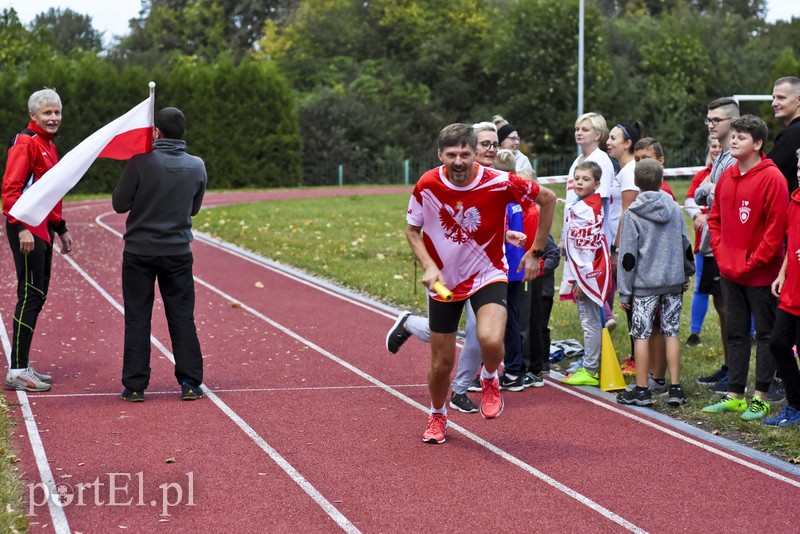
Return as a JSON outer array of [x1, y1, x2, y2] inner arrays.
[[29, 366, 52, 384], [5, 369, 51, 392]]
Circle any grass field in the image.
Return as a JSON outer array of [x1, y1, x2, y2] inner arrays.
[[193, 181, 800, 462]]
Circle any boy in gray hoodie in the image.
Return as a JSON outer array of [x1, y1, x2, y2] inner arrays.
[[616, 159, 695, 407]]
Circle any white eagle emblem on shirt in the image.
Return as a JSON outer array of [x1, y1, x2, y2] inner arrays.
[[439, 201, 481, 243]]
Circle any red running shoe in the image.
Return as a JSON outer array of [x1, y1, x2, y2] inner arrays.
[[480, 376, 504, 419], [422, 413, 448, 444]]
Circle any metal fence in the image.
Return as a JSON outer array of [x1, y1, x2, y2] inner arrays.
[[300, 148, 708, 187]]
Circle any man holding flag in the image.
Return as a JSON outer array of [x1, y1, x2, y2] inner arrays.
[[113, 107, 207, 402], [2, 88, 74, 392]]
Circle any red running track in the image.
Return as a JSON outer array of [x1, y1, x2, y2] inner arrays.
[[1, 190, 799, 533]]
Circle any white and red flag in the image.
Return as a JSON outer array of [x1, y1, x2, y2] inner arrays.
[[10, 83, 155, 241], [564, 193, 612, 307]]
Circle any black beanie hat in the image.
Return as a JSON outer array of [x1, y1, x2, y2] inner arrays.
[[497, 124, 516, 144]]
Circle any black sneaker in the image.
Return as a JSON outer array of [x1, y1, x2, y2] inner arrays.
[[697, 366, 727, 387], [467, 376, 482, 392], [685, 333, 701, 347], [499, 373, 524, 392], [181, 382, 204, 401], [386, 312, 412, 354], [616, 387, 653, 407], [711, 374, 730, 393], [767, 377, 786, 403], [449, 392, 478, 413], [121, 388, 145, 402], [667, 385, 689, 407]]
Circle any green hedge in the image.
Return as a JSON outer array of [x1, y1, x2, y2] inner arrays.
[[0, 54, 301, 193]]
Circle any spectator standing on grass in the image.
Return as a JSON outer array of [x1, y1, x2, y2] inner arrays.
[[493, 115, 533, 172], [492, 149, 533, 392], [684, 138, 723, 347], [520, 233, 559, 379], [764, 148, 800, 427], [405, 123, 555, 444], [629, 137, 678, 394], [693, 97, 739, 392], [768, 76, 800, 193], [615, 159, 694, 408], [2, 88, 74, 392], [560, 161, 611, 388], [607, 120, 644, 376], [113, 107, 207, 402], [558, 113, 617, 375], [702, 115, 788, 421]]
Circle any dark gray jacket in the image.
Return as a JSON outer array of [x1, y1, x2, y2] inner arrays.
[[112, 138, 207, 255], [617, 190, 695, 304]]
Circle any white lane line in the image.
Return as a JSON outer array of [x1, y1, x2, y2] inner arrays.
[[58, 253, 361, 534], [0, 321, 71, 533], [190, 274, 646, 533], [31, 384, 429, 399], [91, 211, 644, 532], [179, 213, 800, 485], [544, 378, 800, 488]]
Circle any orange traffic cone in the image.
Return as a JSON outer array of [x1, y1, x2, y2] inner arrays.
[[600, 328, 626, 391]]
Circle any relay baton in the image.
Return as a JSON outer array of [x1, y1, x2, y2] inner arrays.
[[433, 281, 454, 301]]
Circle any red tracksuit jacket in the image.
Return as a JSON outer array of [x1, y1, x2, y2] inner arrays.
[[780, 188, 800, 315], [707, 154, 788, 287]]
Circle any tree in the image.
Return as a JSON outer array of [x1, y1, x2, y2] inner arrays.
[[30, 8, 102, 54], [0, 8, 56, 69], [113, 0, 300, 65]]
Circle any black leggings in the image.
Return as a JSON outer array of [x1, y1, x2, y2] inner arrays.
[[5, 221, 54, 369]]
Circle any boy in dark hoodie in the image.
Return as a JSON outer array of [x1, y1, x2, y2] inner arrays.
[[616, 159, 695, 407], [703, 115, 789, 421]]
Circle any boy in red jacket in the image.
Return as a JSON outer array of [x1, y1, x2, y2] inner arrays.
[[764, 148, 800, 426], [703, 115, 789, 420]]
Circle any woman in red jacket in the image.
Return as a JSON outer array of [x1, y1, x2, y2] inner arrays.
[[2, 88, 74, 392]]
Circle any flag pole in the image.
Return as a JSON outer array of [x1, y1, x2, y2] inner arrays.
[[148, 81, 156, 126]]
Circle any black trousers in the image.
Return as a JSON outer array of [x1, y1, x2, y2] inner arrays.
[[520, 277, 548, 374], [770, 309, 800, 409], [5, 221, 53, 369], [122, 252, 203, 391], [721, 278, 776, 394], [503, 281, 523, 374]]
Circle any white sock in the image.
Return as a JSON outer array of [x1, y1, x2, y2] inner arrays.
[[430, 404, 447, 415], [8, 368, 25, 377], [481, 368, 498, 380]]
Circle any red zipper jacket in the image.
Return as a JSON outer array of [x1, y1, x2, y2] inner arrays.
[[780, 188, 800, 315], [2, 121, 63, 229], [707, 154, 788, 286]]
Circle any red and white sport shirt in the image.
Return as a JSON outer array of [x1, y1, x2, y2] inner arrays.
[[407, 164, 540, 301]]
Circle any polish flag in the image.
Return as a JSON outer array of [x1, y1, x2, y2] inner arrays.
[[9, 84, 155, 242]]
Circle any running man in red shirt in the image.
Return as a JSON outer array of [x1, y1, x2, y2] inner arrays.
[[406, 123, 555, 443]]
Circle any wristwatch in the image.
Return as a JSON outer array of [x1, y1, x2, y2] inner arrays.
[[532, 248, 545, 258]]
